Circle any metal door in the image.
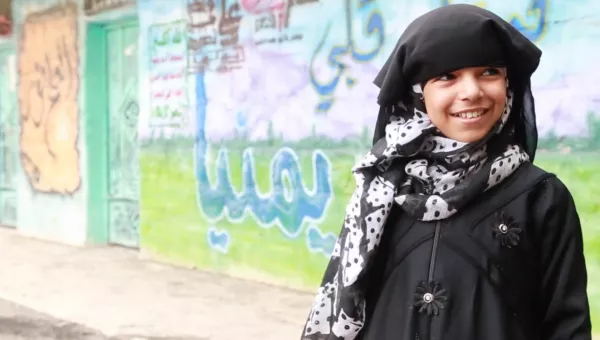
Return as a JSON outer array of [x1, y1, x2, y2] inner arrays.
[[106, 21, 140, 247], [0, 49, 17, 227]]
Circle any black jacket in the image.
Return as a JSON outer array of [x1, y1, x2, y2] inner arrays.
[[361, 162, 592, 340]]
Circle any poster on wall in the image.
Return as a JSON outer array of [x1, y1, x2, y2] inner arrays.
[[148, 20, 189, 127], [84, 0, 136, 15], [187, 0, 245, 73], [0, 0, 12, 36]]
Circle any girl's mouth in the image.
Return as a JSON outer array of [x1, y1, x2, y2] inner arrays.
[[450, 109, 488, 120]]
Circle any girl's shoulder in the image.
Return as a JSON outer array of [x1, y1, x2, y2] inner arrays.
[[467, 162, 578, 245], [494, 161, 573, 208], [514, 162, 575, 211]]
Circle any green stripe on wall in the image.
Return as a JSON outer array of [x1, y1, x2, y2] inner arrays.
[[85, 23, 109, 244]]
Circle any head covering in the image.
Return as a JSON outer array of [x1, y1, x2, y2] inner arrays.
[[301, 4, 541, 340], [373, 3, 540, 160]]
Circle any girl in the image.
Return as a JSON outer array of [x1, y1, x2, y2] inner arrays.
[[301, 4, 591, 340]]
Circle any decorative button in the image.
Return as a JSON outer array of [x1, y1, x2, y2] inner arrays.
[[492, 211, 522, 248], [498, 223, 508, 234], [414, 281, 447, 316]]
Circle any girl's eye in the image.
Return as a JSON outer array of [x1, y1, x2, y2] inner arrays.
[[482, 68, 501, 76], [437, 73, 455, 81]]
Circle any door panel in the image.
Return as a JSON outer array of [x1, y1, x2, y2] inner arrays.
[[107, 22, 140, 247]]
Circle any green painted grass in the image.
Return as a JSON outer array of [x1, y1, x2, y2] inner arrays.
[[140, 145, 600, 325], [140, 144, 357, 288]]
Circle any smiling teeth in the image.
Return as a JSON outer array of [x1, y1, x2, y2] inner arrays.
[[455, 110, 484, 119]]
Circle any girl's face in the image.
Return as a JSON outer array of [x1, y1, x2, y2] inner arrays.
[[422, 66, 507, 143]]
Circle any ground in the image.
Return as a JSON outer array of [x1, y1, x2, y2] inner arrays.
[[0, 228, 313, 340], [0, 298, 105, 339], [0, 298, 215, 339], [0, 298, 210, 339]]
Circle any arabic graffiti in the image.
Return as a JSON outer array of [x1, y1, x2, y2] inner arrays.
[[240, 0, 287, 28], [187, 0, 318, 72], [207, 226, 231, 253], [194, 71, 333, 238], [242, 0, 320, 46], [149, 21, 189, 127], [306, 224, 337, 257], [187, 0, 245, 73], [18, 4, 81, 195], [508, 0, 548, 41], [441, 0, 548, 42], [309, 0, 385, 113]]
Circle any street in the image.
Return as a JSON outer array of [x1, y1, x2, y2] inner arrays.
[[0, 228, 312, 340]]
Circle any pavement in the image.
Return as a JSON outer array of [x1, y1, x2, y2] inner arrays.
[[0, 227, 314, 340], [0, 298, 105, 339]]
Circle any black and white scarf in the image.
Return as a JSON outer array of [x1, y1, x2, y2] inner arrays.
[[300, 79, 530, 339]]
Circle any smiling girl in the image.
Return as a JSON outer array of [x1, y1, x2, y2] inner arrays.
[[300, 4, 591, 340]]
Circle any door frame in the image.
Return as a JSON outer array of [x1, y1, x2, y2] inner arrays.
[[85, 17, 139, 245]]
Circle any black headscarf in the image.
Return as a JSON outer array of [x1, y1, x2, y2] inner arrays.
[[301, 5, 542, 340], [372, 3, 541, 160]]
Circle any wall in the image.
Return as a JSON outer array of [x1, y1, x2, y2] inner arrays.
[[2, 0, 137, 245], [137, 0, 600, 300], [12, 0, 88, 244]]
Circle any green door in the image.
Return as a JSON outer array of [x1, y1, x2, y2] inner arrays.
[[0, 48, 17, 227], [106, 21, 140, 247]]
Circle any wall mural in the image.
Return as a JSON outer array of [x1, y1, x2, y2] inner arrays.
[[84, 0, 136, 15], [148, 20, 189, 127], [139, 0, 600, 294], [18, 3, 81, 195]]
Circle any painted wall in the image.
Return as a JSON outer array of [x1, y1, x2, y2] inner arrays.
[[137, 0, 600, 298], [0, 0, 596, 327], [0, 0, 138, 245], [9, 0, 88, 244]]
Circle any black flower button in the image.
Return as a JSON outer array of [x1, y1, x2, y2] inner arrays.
[[414, 280, 447, 316], [492, 211, 522, 248]]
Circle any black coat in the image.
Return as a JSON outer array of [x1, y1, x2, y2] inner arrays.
[[360, 162, 592, 340]]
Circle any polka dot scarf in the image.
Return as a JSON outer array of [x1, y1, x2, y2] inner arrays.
[[300, 80, 530, 340]]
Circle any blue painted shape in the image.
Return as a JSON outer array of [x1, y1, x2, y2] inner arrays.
[[316, 98, 335, 112], [309, 0, 385, 112], [235, 111, 247, 129], [195, 72, 333, 238], [306, 224, 337, 257], [309, 23, 343, 100], [207, 227, 230, 253], [509, 0, 547, 42], [346, 77, 356, 88], [349, 10, 385, 62]]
